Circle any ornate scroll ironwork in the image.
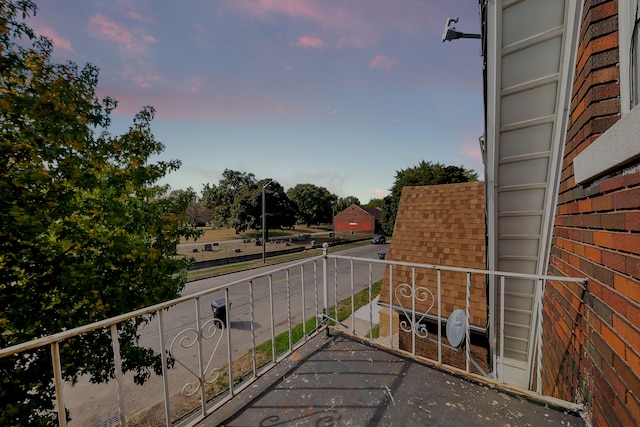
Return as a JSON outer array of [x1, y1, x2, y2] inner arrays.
[[394, 283, 435, 339], [168, 318, 225, 397]]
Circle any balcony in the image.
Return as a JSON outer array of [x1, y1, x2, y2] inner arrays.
[[0, 245, 586, 427]]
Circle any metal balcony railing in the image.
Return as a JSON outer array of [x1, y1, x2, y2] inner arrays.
[[0, 244, 585, 426]]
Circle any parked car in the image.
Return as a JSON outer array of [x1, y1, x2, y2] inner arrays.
[[371, 235, 386, 244]]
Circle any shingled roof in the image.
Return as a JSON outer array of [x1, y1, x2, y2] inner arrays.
[[379, 182, 487, 327]]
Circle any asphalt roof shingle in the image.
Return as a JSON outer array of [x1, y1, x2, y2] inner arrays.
[[379, 182, 487, 327]]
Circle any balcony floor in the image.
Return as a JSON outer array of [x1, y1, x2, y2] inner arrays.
[[200, 332, 584, 426]]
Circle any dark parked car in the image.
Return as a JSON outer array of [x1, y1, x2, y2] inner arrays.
[[371, 235, 386, 244]]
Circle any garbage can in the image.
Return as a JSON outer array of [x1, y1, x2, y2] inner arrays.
[[211, 298, 227, 328]]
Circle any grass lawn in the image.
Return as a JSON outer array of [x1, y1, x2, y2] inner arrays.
[[180, 226, 376, 282], [180, 225, 331, 245]]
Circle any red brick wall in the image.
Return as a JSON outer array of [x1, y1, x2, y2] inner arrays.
[[544, 2, 640, 426], [334, 205, 376, 235]]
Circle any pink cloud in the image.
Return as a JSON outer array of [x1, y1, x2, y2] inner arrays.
[[127, 11, 155, 24], [296, 35, 324, 48], [231, 0, 325, 23], [373, 189, 389, 199], [38, 27, 75, 54], [227, 0, 376, 46], [226, 0, 450, 51], [88, 13, 159, 88], [459, 139, 483, 160], [88, 14, 156, 53], [186, 77, 203, 93], [369, 54, 399, 72], [119, 62, 160, 89], [98, 87, 295, 124], [191, 23, 212, 49], [337, 36, 364, 49], [456, 127, 486, 176]]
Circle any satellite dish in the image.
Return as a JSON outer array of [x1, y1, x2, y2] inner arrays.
[[446, 309, 466, 348]]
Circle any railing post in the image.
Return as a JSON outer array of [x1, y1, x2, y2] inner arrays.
[[499, 276, 505, 383], [109, 324, 127, 427], [322, 243, 329, 336], [225, 288, 233, 397], [301, 266, 307, 338], [286, 269, 292, 352], [268, 275, 276, 362], [368, 262, 373, 341], [156, 310, 171, 426], [465, 272, 471, 373], [389, 265, 393, 349], [411, 267, 416, 357], [351, 259, 356, 333], [51, 342, 67, 427], [249, 280, 257, 377], [194, 298, 207, 414], [535, 278, 544, 394], [437, 269, 442, 365]]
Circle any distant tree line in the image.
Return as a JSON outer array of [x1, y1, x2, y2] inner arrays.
[[183, 161, 478, 238], [182, 169, 369, 233]]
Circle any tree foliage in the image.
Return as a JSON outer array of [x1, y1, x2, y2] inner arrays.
[[229, 179, 297, 235], [335, 195, 361, 213], [363, 198, 385, 209], [187, 202, 213, 227], [201, 169, 256, 228], [287, 183, 337, 226], [202, 172, 302, 234], [380, 161, 478, 235], [0, 2, 199, 424]]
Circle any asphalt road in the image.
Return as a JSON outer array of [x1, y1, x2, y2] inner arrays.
[[64, 243, 389, 427]]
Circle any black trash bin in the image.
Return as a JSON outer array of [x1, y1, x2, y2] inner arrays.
[[211, 298, 227, 328]]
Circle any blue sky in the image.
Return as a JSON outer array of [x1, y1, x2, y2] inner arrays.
[[31, 0, 484, 203]]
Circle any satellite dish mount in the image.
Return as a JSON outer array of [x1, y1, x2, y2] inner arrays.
[[446, 309, 466, 348]]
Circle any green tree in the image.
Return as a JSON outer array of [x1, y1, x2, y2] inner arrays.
[[335, 195, 361, 213], [265, 181, 298, 231], [230, 179, 296, 235], [201, 169, 256, 228], [187, 201, 213, 227], [287, 184, 337, 226], [228, 181, 259, 233], [364, 198, 385, 209], [0, 2, 199, 424], [380, 161, 478, 235]]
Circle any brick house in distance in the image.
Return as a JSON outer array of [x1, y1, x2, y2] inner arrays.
[[333, 204, 382, 236]]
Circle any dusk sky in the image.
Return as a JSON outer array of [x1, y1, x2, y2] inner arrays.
[[31, 0, 484, 203]]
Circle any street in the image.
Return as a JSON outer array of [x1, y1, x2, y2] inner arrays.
[[64, 243, 388, 426]]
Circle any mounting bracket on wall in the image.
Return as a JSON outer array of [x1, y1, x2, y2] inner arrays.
[[442, 17, 481, 42]]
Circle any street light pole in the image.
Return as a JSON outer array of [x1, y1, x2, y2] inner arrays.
[[262, 180, 274, 263]]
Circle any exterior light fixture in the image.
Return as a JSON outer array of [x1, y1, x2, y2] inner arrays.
[[442, 17, 480, 42]]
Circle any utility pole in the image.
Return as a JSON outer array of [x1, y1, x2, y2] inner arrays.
[[262, 180, 274, 263]]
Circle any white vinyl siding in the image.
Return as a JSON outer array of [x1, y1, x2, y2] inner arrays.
[[486, 0, 581, 388]]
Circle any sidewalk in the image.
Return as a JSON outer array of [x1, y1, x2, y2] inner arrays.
[[342, 295, 381, 336]]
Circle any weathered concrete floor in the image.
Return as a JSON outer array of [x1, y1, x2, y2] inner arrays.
[[201, 333, 584, 427]]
